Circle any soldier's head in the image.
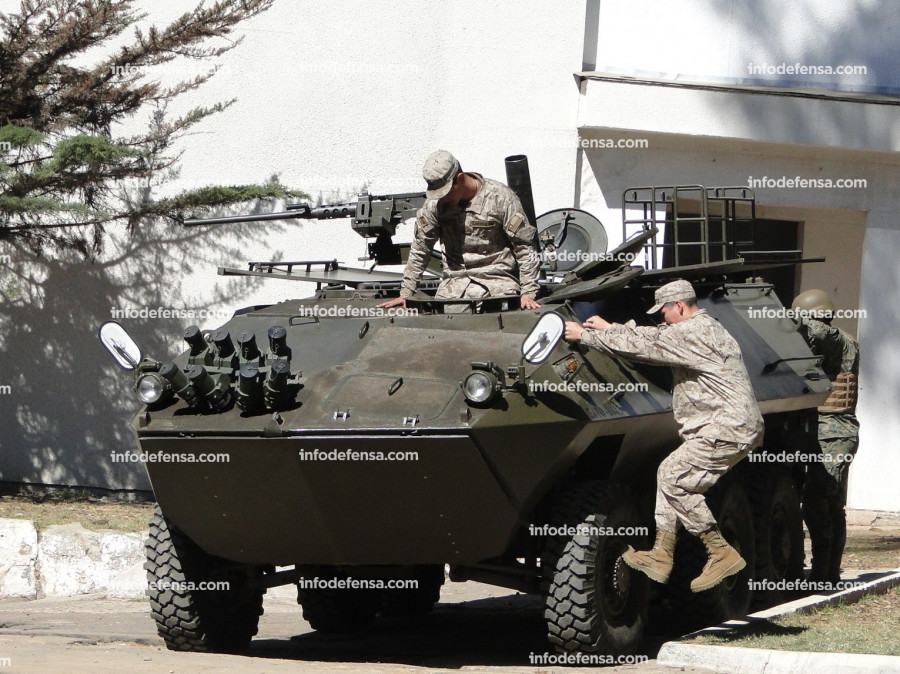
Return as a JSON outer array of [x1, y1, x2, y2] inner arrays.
[[648, 279, 699, 325], [422, 150, 476, 205], [792, 289, 835, 324], [423, 150, 462, 200]]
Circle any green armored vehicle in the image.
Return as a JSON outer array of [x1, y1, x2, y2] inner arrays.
[[99, 156, 829, 656]]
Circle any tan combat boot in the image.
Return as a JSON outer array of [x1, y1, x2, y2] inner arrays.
[[621, 528, 676, 583], [691, 528, 746, 592]]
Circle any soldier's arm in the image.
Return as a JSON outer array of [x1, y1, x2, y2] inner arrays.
[[799, 317, 855, 374], [400, 208, 440, 298], [580, 321, 700, 368], [503, 200, 540, 300]]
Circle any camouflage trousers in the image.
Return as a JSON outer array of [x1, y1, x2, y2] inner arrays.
[[654, 437, 754, 536], [802, 415, 860, 582]]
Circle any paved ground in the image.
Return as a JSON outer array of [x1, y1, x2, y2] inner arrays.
[[0, 581, 713, 674]]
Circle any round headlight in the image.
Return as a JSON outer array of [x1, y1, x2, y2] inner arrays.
[[137, 373, 165, 404], [463, 371, 500, 406]]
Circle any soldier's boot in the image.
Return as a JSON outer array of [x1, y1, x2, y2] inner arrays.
[[825, 509, 847, 586], [691, 528, 746, 593], [621, 528, 676, 584], [807, 536, 833, 584]]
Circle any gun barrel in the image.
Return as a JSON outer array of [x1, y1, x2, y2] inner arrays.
[[184, 203, 358, 227]]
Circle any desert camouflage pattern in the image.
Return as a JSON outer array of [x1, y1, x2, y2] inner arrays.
[[580, 310, 764, 445], [400, 174, 540, 301], [654, 437, 753, 535], [798, 316, 861, 582]]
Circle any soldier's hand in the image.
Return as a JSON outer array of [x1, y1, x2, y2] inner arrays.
[[564, 321, 584, 342], [520, 296, 541, 310], [583, 315, 611, 330], [377, 297, 407, 309]]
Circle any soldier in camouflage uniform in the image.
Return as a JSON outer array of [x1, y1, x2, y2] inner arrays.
[[564, 279, 764, 592], [792, 289, 860, 585], [377, 150, 541, 312]]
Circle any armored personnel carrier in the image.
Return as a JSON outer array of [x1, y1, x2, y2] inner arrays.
[[99, 156, 829, 656]]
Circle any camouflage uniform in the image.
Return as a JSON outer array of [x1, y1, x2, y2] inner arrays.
[[581, 310, 764, 535], [797, 317, 860, 582], [399, 173, 540, 305]]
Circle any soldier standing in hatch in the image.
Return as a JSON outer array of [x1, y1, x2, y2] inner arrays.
[[377, 150, 541, 311], [792, 289, 860, 585], [563, 279, 764, 592]]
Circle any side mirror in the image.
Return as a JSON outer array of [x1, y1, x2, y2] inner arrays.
[[521, 311, 565, 364], [98, 321, 142, 370]]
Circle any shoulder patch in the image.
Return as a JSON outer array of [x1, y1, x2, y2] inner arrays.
[[506, 212, 524, 235]]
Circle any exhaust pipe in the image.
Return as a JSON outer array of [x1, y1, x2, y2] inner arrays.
[[504, 155, 537, 228]]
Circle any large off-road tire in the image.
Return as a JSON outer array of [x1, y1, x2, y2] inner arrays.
[[746, 464, 804, 610], [543, 481, 650, 655], [297, 571, 381, 632], [667, 475, 755, 629], [145, 506, 264, 652], [379, 565, 445, 617]]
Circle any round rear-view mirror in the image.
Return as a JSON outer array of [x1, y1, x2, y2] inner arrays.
[[521, 311, 565, 364], [98, 321, 142, 370]]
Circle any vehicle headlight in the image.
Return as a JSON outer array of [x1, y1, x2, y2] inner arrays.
[[136, 373, 165, 404], [463, 371, 501, 406]]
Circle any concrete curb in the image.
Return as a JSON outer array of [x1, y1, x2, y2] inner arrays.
[[657, 569, 900, 673], [0, 518, 148, 600]]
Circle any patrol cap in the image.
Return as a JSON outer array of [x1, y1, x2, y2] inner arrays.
[[647, 279, 696, 314], [422, 150, 460, 200]]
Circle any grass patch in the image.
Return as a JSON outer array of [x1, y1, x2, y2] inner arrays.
[[0, 495, 154, 532], [692, 585, 900, 656]]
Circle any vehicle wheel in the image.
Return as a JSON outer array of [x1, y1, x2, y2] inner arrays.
[[667, 475, 755, 629], [746, 464, 804, 609], [145, 506, 264, 652], [543, 481, 650, 655], [379, 565, 445, 617], [297, 571, 381, 632]]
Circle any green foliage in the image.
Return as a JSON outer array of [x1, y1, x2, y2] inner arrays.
[[0, 0, 298, 256]]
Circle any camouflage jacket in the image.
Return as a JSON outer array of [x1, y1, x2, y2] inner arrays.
[[580, 310, 764, 445], [399, 174, 540, 300]]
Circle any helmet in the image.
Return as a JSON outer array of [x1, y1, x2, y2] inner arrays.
[[792, 289, 835, 318]]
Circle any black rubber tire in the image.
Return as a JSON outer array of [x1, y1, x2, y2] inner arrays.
[[543, 481, 650, 655], [145, 506, 264, 652], [297, 571, 381, 632], [379, 565, 445, 617], [746, 464, 805, 610], [667, 475, 756, 629]]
